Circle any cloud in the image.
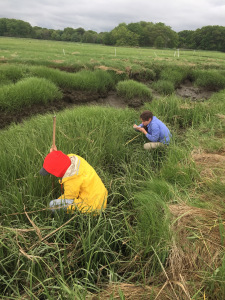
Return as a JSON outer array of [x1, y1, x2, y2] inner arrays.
[[0, 0, 224, 32]]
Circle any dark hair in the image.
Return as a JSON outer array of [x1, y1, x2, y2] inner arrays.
[[140, 110, 153, 121]]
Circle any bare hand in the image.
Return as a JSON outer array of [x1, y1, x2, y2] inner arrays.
[[133, 124, 139, 129], [50, 145, 57, 152], [133, 124, 147, 134]]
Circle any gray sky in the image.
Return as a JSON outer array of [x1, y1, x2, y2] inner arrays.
[[0, 0, 225, 33]]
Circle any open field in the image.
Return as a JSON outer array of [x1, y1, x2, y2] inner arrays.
[[0, 37, 225, 299]]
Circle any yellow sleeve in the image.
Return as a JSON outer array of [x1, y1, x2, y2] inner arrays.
[[58, 175, 83, 200]]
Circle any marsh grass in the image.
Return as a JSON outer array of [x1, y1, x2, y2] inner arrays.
[[116, 80, 153, 101], [0, 104, 172, 297], [192, 69, 225, 90], [151, 80, 175, 95], [0, 64, 26, 83], [0, 77, 62, 111], [133, 188, 170, 259], [0, 98, 224, 298], [129, 64, 156, 81], [29, 67, 116, 92], [1, 37, 225, 299], [0, 66, 117, 112]]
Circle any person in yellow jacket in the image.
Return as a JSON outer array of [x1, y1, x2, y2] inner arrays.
[[39, 146, 108, 214]]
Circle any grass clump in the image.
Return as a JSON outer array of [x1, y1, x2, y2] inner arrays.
[[159, 66, 190, 87], [131, 187, 171, 276], [152, 79, 175, 95], [29, 66, 116, 92], [72, 69, 115, 93], [116, 79, 152, 100], [129, 64, 156, 81], [0, 64, 26, 83], [0, 77, 62, 111], [192, 69, 225, 90], [145, 95, 210, 130]]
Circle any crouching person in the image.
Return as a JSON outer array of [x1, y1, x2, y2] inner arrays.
[[133, 110, 171, 150], [39, 146, 108, 214]]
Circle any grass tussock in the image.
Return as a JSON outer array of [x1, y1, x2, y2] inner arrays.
[[116, 79, 153, 100], [29, 66, 116, 92], [159, 66, 191, 87], [152, 80, 175, 95], [192, 69, 225, 90], [0, 77, 62, 111]]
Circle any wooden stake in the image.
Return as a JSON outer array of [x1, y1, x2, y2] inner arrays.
[[52, 115, 56, 192], [52, 116, 56, 148]]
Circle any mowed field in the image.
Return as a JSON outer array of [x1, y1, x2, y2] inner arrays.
[[0, 37, 225, 299]]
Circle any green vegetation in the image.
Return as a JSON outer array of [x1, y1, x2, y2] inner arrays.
[[29, 67, 116, 92], [159, 66, 190, 87], [1, 18, 225, 52], [151, 80, 175, 95], [0, 77, 62, 111], [192, 69, 225, 90], [0, 37, 225, 299], [1, 37, 225, 114], [116, 80, 152, 101]]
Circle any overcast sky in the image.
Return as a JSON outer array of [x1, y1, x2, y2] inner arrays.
[[0, 0, 225, 33]]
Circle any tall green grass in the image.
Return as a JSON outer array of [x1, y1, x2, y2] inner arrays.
[[0, 64, 26, 84], [0, 95, 224, 298], [0, 104, 174, 297], [0, 64, 116, 93], [151, 80, 175, 95], [191, 69, 225, 90], [1, 37, 225, 299], [28, 67, 116, 92], [116, 80, 152, 101], [129, 64, 156, 81], [0, 77, 62, 111], [159, 67, 188, 87]]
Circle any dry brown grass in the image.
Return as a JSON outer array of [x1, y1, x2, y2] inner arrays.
[[51, 60, 65, 63], [95, 65, 125, 74], [192, 148, 225, 183], [88, 282, 173, 300], [165, 202, 224, 299], [163, 148, 225, 298]]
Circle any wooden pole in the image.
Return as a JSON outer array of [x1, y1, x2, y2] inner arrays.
[[52, 116, 56, 149], [52, 116, 56, 193]]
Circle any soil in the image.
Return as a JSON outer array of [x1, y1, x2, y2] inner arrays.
[[0, 81, 214, 130], [175, 79, 213, 101]]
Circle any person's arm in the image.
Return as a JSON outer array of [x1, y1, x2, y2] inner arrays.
[[133, 123, 144, 132], [133, 125, 147, 135], [146, 123, 160, 142]]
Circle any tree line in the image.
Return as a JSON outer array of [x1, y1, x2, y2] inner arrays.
[[1, 18, 225, 52]]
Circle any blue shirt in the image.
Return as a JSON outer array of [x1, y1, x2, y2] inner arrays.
[[139, 116, 171, 144]]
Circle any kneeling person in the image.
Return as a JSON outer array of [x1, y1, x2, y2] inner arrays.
[[40, 146, 108, 214]]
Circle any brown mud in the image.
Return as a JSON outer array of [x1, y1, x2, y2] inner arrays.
[[176, 79, 214, 101], [0, 81, 213, 130]]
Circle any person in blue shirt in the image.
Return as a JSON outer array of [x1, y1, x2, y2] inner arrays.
[[133, 110, 171, 150]]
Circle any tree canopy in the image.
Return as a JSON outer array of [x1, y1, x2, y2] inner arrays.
[[0, 18, 225, 52]]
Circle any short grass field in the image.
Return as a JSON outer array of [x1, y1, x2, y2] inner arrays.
[[0, 37, 225, 299]]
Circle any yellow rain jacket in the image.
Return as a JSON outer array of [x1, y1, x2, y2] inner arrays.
[[58, 154, 107, 213]]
